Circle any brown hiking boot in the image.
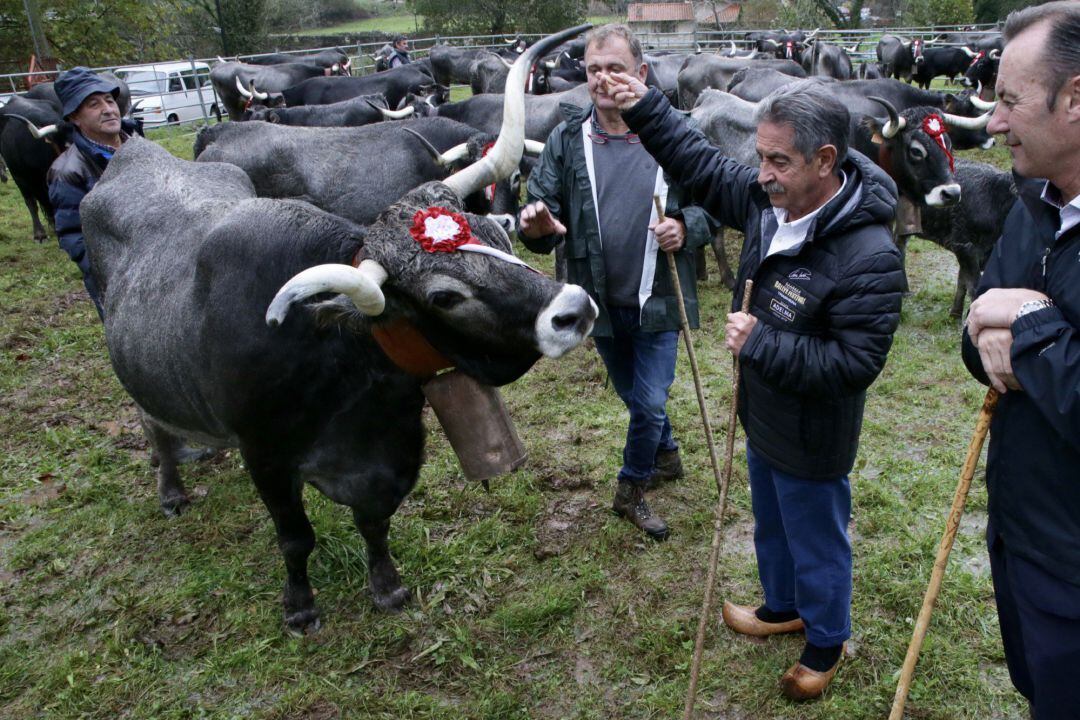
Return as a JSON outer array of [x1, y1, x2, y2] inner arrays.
[[646, 448, 684, 489], [612, 481, 669, 540]]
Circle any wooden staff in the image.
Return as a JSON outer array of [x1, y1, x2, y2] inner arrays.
[[888, 388, 999, 720]]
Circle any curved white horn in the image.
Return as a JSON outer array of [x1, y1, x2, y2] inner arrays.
[[250, 82, 269, 101], [970, 87, 996, 111], [443, 24, 592, 198], [544, 59, 556, 69], [378, 105, 415, 119], [869, 96, 906, 139], [524, 139, 545, 155], [901, 40, 912, 48], [961, 46, 977, 58], [266, 259, 388, 326], [729, 40, 737, 54], [235, 76, 253, 98], [7, 114, 56, 139], [989, 49, 1000, 59], [942, 108, 993, 131], [499, 56, 514, 69], [403, 127, 469, 167]]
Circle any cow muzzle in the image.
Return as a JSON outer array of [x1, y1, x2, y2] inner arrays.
[[924, 183, 962, 207], [534, 285, 597, 358]]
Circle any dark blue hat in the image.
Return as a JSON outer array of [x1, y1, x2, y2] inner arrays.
[[54, 67, 120, 118]]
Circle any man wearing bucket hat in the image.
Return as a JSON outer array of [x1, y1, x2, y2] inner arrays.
[[47, 66, 138, 319]]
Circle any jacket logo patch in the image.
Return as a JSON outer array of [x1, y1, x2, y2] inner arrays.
[[773, 280, 807, 306], [769, 298, 795, 323], [788, 268, 812, 281]]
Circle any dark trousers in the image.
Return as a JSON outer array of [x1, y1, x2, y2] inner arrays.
[[746, 443, 852, 647], [59, 235, 104, 320], [592, 305, 678, 485], [988, 525, 1080, 719]]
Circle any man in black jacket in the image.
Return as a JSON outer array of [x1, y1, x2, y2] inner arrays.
[[47, 67, 136, 319], [606, 74, 904, 699], [961, 3, 1080, 717]]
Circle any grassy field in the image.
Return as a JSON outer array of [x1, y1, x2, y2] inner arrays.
[[0, 113, 1025, 719]]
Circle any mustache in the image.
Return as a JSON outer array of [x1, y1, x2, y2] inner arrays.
[[761, 181, 786, 194]]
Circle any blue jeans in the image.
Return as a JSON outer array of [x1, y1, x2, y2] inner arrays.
[[592, 305, 679, 486], [746, 443, 852, 647]]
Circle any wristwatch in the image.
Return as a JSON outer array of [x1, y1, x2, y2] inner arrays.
[[1014, 298, 1055, 322]]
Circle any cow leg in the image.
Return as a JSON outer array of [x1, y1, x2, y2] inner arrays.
[[353, 512, 410, 612], [712, 227, 736, 290], [248, 460, 320, 633], [950, 269, 968, 321], [952, 251, 981, 321], [15, 182, 47, 244], [140, 415, 190, 516]]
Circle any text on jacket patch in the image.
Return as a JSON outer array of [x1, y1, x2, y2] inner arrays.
[[770, 298, 795, 323], [773, 280, 807, 306]]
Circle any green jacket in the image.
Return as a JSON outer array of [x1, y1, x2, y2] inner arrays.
[[523, 103, 715, 338]]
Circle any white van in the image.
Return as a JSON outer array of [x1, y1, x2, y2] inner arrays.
[[115, 61, 222, 126]]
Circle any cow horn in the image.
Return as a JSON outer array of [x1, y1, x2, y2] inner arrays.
[[235, 76, 253, 98], [499, 56, 514, 69], [989, 48, 1000, 59], [901, 40, 912, 49], [970, 87, 996, 111], [403, 128, 469, 166], [443, 24, 592, 198], [942, 108, 994, 131], [377, 105, 415, 119], [961, 46, 977, 58], [250, 82, 269, 101], [6, 113, 57, 139], [761, 38, 779, 49], [729, 40, 738, 55], [524, 139, 545, 155], [266, 259, 388, 325], [869, 96, 906, 139], [544, 59, 556, 69]]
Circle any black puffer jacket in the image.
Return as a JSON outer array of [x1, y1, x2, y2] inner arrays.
[[624, 88, 905, 478]]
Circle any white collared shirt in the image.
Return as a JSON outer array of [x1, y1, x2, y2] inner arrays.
[[1040, 182, 1080, 240], [767, 171, 848, 258]]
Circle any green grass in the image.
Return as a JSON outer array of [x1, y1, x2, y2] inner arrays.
[[0, 106, 1026, 718], [308, 12, 421, 36]]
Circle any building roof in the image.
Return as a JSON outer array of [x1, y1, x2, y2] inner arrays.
[[627, 3, 696, 23], [695, 1, 740, 25]]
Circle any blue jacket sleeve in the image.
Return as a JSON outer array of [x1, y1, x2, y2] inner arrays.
[[740, 244, 905, 397], [48, 176, 89, 266], [622, 87, 759, 233]]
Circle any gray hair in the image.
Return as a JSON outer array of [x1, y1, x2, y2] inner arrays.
[[585, 24, 644, 66], [1003, 0, 1080, 111], [754, 80, 849, 171]]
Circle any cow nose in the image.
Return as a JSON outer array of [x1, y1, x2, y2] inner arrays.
[[535, 285, 597, 358], [939, 185, 961, 204]]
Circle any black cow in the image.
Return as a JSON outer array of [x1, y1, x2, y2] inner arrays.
[[917, 160, 1016, 318], [857, 61, 885, 80], [728, 73, 996, 150], [428, 45, 490, 86], [82, 25, 596, 633], [877, 34, 922, 82], [911, 47, 978, 89], [529, 51, 586, 95], [677, 54, 806, 109], [470, 52, 513, 94], [800, 42, 854, 80], [241, 93, 407, 127], [242, 48, 351, 74], [211, 61, 332, 120], [0, 97, 64, 242], [964, 50, 1000, 98], [281, 65, 441, 110]]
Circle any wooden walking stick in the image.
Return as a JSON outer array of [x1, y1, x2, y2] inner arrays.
[[888, 388, 999, 720], [656, 191, 755, 720]]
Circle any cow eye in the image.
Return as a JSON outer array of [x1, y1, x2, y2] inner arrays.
[[428, 289, 466, 309], [909, 143, 926, 161]]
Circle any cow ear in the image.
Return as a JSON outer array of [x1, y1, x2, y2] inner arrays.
[[862, 116, 885, 145], [943, 92, 957, 110]]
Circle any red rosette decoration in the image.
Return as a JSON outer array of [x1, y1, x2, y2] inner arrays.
[[922, 113, 954, 172], [410, 206, 475, 253]]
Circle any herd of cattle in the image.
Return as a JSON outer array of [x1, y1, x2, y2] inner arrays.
[[0, 24, 1016, 628]]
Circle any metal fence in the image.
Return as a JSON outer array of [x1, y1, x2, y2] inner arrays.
[[0, 22, 999, 129]]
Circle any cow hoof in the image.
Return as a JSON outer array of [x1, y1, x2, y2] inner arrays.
[[33, 233, 46, 244], [285, 608, 321, 635], [160, 494, 191, 517], [372, 586, 411, 613]]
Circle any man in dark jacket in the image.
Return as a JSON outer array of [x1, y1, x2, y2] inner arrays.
[[388, 36, 411, 69], [961, 3, 1080, 717], [607, 73, 904, 698], [519, 25, 715, 541], [47, 67, 136, 319]]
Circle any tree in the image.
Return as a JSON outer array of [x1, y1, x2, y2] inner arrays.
[[182, 0, 268, 56], [409, 0, 587, 36]]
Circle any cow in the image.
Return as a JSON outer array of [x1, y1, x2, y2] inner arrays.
[[0, 97, 64, 242], [800, 41, 854, 80], [80, 24, 596, 634], [243, 48, 351, 74], [911, 46, 978, 89], [757, 30, 811, 61], [676, 54, 805, 109], [916, 160, 1016, 318], [211, 60, 333, 120], [643, 53, 691, 103], [240, 94, 411, 127], [857, 61, 885, 80], [728, 73, 996, 150], [964, 51, 1001, 98], [428, 45, 490, 86], [877, 34, 922, 82], [528, 51, 586, 95], [470, 52, 514, 94], [280, 64, 442, 110]]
